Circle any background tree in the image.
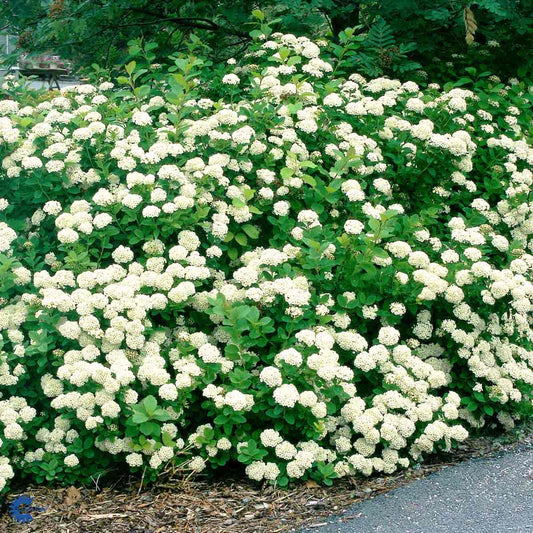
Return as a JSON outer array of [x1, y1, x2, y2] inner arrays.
[[0, 0, 532, 80]]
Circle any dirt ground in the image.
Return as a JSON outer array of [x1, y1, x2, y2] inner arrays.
[[1, 427, 530, 533]]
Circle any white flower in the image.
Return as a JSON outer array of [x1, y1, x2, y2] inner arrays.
[[57, 228, 79, 244], [224, 390, 254, 411], [126, 453, 143, 467], [273, 201, 290, 216], [64, 454, 80, 467], [344, 219, 364, 235], [275, 348, 303, 367], [112, 245, 134, 263], [159, 384, 178, 401], [222, 74, 240, 85], [299, 390, 318, 407], [43, 201, 62, 215], [198, 343, 221, 363], [324, 93, 343, 107], [189, 456, 206, 471], [273, 384, 299, 407], [246, 461, 266, 481], [132, 110, 152, 126], [0, 222, 16, 251], [259, 367, 283, 387], [260, 429, 283, 447], [178, 230, 200, 251], [168, 281, 196, 303], [142, 205, 161, 218], [378, 327, 400, 346], [4, 423, 23, 440], [231, 126, 255, 144], [122, 194, 143, 209], [21, 156, 43, 169], [390, 303, 406, 316], [297, 119, 318, 133], [297, 209, 320, 227]]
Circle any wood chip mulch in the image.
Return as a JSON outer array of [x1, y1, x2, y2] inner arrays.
[[0, 430, 528, 533]]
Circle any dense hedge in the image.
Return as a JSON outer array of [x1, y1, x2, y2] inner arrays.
[[0, 30, 532, 491]]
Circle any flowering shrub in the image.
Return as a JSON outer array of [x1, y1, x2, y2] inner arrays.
[[0, 28, 532, 492]]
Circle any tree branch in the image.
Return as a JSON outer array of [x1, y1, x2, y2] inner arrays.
[[126, 7, 249, 37], [116, 16, 220, 32]]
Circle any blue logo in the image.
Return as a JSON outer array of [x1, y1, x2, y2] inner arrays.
[[9, 495, 46, 523]]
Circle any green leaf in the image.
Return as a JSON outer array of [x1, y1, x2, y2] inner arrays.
[[134, 85, 150, 99], [214, 414, 228, 425], [473, 391, 485, 402], [131, 412, 149, 424], [233, 305, 251, 320], [242, 224, 259, 239], [152, 409, 171, 422], [162, 432, 174, 447], [249, 29, 263, 40], [484, 405, 494, 416], [302, 174, 316, 187], [252, 9, 265, 21], [365, 18, 395, 51], [143, 395, 158, 416], [125, 61, 136, 75], [280, 167, 294, 179], [278, 47, 290, 61], [243, 188, 255, 201], [235, 233, 248, 246], [368, 218, 380, 233], [453, 77, 473, 87], [140, 421, 160, 437], [232, 198, 246, 208], [372, 247, 389, 259], [277, 476, 289, 487]]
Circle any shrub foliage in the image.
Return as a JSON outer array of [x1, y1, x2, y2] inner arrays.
[[0, 28, 532, 491]]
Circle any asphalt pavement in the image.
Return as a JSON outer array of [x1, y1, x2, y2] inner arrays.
[[301, 436, 533, 533]]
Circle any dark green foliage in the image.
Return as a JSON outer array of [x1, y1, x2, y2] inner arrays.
[[0, 1, 532, 84], [334, 19, 423, 79]]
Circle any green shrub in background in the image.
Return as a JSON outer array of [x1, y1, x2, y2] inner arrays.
[[0, 20, 532, 492], [1, 1, 532, 81]]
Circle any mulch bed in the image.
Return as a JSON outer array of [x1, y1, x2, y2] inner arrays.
[[1, 430, 528, 533]]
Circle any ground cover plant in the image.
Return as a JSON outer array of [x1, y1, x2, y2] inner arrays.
[[0, 20, 532, 493]]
